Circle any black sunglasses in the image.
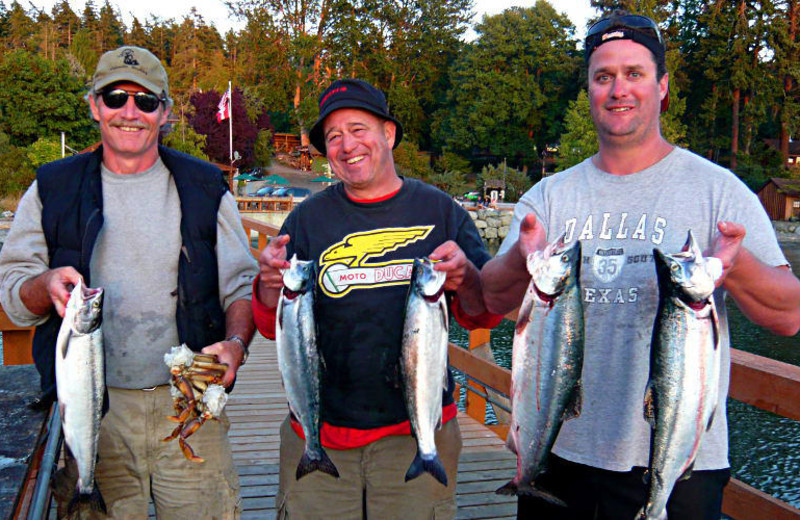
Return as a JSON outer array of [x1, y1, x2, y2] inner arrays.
[[100, 88, 165, 113], [586, 14, 663, 48]]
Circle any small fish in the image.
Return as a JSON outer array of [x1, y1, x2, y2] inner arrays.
[[401, 257, 450, 486], [276, 255, 339, 480], [55, 279, 107, 514], [637, 231, 723, 520], [496, 236, 583, 507]]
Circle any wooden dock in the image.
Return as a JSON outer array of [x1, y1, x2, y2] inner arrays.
[[228, 334, 517, 519]]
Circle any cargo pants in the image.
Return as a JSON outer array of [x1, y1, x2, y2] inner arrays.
[[53, 386, 240, 519], [276, 416, 462, 519]]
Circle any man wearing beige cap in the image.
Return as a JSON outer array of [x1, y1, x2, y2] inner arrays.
[[0, 46, 257, 518]]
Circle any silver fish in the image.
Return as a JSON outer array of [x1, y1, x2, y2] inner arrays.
[[497, 236, 583, 506], [55, 279, 106, 514], [276, 254, 339, 480], [638, 231, 723, 520], [401, 257, 450, 486]]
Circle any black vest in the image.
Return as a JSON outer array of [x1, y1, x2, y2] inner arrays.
[[33, 146, 228, 394]]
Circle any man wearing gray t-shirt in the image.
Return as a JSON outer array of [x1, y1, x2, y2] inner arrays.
[[481, 10, 800, 520], [0, 46, 257, 517]]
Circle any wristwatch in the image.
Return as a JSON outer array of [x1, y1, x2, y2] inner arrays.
[[226, 334, 249, 365]]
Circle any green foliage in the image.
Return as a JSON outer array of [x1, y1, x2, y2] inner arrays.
[[253, 128, 273, 167], [0, 135, 35, 197], [26, 136, 62, 167], [162, 119, 209, 160], [392, 140, 433, 181], [0, 50, 95, 148], [478, 162, 532, 203], [428, 170, 468, 197], [556, 91, 597, 171], [434, 2, 581, 167], [434, 148, 471, 175]]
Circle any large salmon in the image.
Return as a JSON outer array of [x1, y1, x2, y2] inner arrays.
[[497, 237, 583, 506], [638, 231, 723, 520], [401, 257, 450, 486], [55, 279, 106, 514], [277, 255, 339, 480]]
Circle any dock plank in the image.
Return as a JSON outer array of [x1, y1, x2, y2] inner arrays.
[[224, 334, 517, 518]]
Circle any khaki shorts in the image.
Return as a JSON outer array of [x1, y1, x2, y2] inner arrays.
[[276, 416, 462, 520], [53, 386, 240, 519]]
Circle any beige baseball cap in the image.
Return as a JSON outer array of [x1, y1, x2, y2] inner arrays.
[[92, 46, 169, 98]]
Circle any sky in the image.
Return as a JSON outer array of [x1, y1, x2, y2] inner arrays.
[[25, 0, 597, 40]]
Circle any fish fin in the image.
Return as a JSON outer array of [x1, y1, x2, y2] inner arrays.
[[405, 451, 448, 486], [439, 298, 449, 334], [643, 382, 655, 426], [505, 429, 518, 455], [67, 487, 107, 515], [515, 299, 533, 333], [495, 480, 518, 496], [296, 449, 340, 480], [679, 462, 695, 482], [101, 387, 109, 418], [564, 380, 582, 420], [59, 330, 72, 358], [707, 407, 717, 431], [710, 300, 720, 350], [497, 482, 567, 507]]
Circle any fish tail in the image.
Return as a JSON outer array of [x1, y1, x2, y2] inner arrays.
[[296, 449, 340, 480], [67, 486, 107, 515], [404, 451, 448, 486], [496, 481, 567, 507]]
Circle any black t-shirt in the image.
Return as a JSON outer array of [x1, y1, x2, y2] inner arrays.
[[281, 177, 491, 429]]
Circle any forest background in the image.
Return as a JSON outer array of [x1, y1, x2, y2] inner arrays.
[[0, 0, 798, 205]]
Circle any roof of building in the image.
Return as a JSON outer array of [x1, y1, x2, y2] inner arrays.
[[764, 177, 800, 197]]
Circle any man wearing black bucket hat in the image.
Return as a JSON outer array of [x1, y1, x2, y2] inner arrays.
[[481, 10, 800, 520], [252, 78, 502, 518]]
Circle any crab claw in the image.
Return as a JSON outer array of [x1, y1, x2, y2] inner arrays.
[[163, 423, 182, 442], [179, 438, 205, 463], [180, 416, 207, 441]]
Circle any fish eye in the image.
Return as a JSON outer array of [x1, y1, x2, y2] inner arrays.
[[670, 263, 680, 272], [92, 301, 100, 308], [561, 254, 569, 263]]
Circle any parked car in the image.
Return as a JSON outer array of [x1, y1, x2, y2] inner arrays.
[[247, 186, 278, 197], [273, 187, 311, 200]]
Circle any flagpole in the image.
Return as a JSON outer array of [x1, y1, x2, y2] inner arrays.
[[228, 80, 233, 166]]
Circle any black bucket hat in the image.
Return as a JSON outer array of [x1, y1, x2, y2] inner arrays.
[[309, 79, 404, 156]]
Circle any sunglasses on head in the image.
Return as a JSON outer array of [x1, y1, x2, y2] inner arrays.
[[100, 88, 165, 113], [586, 14, 663, 50]]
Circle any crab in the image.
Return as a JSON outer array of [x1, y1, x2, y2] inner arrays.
[[162, 345, 229, 462]]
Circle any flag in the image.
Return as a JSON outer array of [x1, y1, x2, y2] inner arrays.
[[216, 87, 231, 123]]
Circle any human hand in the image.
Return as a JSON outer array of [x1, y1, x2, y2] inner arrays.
[[710, 221, 746, 287], [517, 213, 547, 260], [429, 240, 474, 292], [258, 234, 291, 292], [201, 340, 245, 388], [42, 267, 83, 317]]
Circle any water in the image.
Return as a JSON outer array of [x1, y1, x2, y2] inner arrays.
[[450, 243, 800, 509]]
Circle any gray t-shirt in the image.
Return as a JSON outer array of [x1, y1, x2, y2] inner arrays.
[[0, 158, 257, 389], [498, 147, 787, 472]]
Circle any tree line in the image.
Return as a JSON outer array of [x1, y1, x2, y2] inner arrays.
[[0, 0, 798, 201]]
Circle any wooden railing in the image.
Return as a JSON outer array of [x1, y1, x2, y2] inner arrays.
[[235, 196, 294, 213], [451, 327, 800, 520], [2, 215, 798, 518]]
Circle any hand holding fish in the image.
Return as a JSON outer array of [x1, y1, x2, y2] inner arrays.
[[257, 234, 291, 308], [20, 266, 83, 318], [708, 221, 745, 287], [516, 213, 547, 261], [429, 240, 471, 291]]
